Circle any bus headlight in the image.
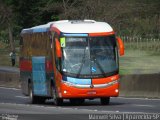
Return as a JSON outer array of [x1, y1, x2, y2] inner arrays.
[[115, 89, 119, 93]]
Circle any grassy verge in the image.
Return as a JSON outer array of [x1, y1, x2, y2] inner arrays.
[[119, 48, 160, 75], [0, 41, 160, 75], [0, 41, 19, 67], [0, 72, 20, 88]]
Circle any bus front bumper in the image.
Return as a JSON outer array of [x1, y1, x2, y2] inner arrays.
[[58, 80, 119, 99]]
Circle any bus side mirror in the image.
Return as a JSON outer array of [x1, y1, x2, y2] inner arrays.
[[116, 37, 124, 56], [55, 38, 62, 58]]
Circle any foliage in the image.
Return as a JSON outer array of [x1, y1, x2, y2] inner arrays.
[[0, 0, 15, 51], [0, 0, 160, 46]]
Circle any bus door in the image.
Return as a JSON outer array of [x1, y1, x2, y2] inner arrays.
[[32, 56, 47, 95]]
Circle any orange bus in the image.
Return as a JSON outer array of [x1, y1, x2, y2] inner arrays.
[[20, 20, 124, 105]]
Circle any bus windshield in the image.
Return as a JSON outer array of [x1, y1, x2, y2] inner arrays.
[[62, 35, 118, 78]]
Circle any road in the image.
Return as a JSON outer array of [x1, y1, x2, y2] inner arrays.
[[0, 66, 160, 119], [0, 87, 160, 120], [0, 66, 19, 73]]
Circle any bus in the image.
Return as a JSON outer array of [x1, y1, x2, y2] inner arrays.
[[20, 20, 124, 105]]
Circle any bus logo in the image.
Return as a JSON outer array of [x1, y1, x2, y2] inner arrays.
[[91, 67, 96, 72]]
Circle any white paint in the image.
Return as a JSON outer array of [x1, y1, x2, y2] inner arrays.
[[52, 20, 113, 33], [117, 97, 160, 101], [134, 104, 154, 107], [15, 96, 29, 99], [22, 20, 114, 34], [0, 86, 20, 91]]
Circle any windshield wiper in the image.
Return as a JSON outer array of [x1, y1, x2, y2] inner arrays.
[[76, 48, 87, 78], [76, 49, 107, 78]]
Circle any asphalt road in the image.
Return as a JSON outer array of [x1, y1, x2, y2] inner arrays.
[[0, 87, 160, 120], [0, 66, 19, 73]]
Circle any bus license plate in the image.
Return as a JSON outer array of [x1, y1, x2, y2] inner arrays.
[[87, 91, 96, 95]]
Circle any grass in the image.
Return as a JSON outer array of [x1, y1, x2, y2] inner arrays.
[[0, 41, 19, 67], [0, 48, 12, 66], [0, 41, 160, 75], [119, 48, 160, 75]]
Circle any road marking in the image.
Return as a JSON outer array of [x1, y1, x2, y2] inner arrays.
[[0, 102, 110, 113], [134, 104, 154, 107], [0, 86, 20, 91], [0, 102, 156, 114], [117, 97, 160, 101], [15, 96, 29, 99]]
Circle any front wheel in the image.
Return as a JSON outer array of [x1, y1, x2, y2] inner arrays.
[[53, 88, 63, 106], [100, 97, 110, 105], [29, 84, 45, 104]]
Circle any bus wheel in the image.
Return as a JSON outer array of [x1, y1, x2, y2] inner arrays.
[[100, 97, 110, 105], [29, 84, 38, 104], [53, 89, 63, 106], [79, 99, 85, 104], [37, 97, 46, 104], [29, 84, 45, 104]]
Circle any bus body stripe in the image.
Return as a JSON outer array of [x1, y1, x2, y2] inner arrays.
[[20, 59, 53, 72], [89, 31, 115, 36], [20, 59, 32, 71], [63, 33, 88, 37]]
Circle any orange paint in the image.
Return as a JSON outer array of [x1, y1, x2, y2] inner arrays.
[[57, 74, 119, 99], [55, 38, 62, 58], [117, 37, 125, 56], [60, 82, 119, 98], [89, 31, 115, 37], [92, 74, 119, 84]]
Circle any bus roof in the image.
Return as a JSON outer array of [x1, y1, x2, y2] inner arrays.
[[21, 20, 113, 34], [21, 22, 54, 34]]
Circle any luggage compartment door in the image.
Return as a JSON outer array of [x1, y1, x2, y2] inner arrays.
[[32, 56, 47, 96]]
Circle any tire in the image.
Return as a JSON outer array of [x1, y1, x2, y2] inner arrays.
[[37, 97, 46, 104], [53, 88, 63, 106], [79, 99, 85, 104], [29, 84, 37, 104], [29, 84, 45, 104], [100, 97, 110, 105]]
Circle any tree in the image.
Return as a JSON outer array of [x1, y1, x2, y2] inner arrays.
[[11, 0, 42, 28], [0, 0, 15, 51]]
